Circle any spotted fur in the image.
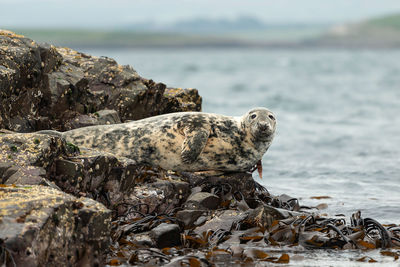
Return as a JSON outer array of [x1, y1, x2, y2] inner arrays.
[[61, 107, 276, 172]]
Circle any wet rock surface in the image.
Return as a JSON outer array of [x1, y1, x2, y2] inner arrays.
[[0, 185, 111, 266], [185, 192, 220, 210], [0, 132, 69, 187], [0, 30, 201, 132], [150, 223, 182, 248]]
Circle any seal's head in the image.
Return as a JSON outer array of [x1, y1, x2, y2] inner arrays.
[[242, 107, 276, 142]]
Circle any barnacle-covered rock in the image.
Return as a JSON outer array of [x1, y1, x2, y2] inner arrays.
[[0, 30, 201, 132], [0, 132, 67, 186], [0, 185, 111, 266]]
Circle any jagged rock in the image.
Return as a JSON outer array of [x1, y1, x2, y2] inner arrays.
[[0, 30, 201, 132], [185, 192, 220, 210], [95, 109, 121, 124], [54, 149, 121, 201], [163, 87, 202, 112], [150, 223, 182, 248], [0, 185, 111, 266], [0, 132, 68, 186], [193, 210, 247, 235], [53, 147, 192, 216], [184, 172, 257, 200], [0, 130, 189, 216], [123, 178, 190, 216], [64, 114, 99, 129], [129, 232, 154, 247], [235, 205, 304, 231], [176, 210, 206, 228]]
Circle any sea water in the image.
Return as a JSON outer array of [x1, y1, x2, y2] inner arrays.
[[83, 48, 400, 225]]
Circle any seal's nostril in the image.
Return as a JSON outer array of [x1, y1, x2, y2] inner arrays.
[[259, 123, 269, 131]]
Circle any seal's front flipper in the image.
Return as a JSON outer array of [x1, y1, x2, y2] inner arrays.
[[181, 126, 210, 164]]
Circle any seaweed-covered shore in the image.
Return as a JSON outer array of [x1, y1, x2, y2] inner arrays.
[[1, 30, 400, 266]]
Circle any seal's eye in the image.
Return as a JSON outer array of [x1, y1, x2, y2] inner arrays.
[[268, 115, 275, 120], [250, 114, 257, 119]]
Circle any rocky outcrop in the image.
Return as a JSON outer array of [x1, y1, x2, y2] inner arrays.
[[0, 185, 111, 266], [2, 30, 399, 267], [0, 132, 70, 186], [0, 29, 204, 266], [2, 131, 400, 266], [0, 30, 201, 132], [0, 29, 202, 266]]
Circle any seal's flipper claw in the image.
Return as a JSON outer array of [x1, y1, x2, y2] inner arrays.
[[249, 164, 257, 173], [257, 160, 263, 179], [181, 126, 210, 164]]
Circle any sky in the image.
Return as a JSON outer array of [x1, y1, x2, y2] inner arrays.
[[1, 0, 400, 29]]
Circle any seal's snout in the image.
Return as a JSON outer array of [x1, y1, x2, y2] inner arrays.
[[258, 122, 270, 131]]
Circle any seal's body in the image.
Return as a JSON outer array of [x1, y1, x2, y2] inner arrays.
[[60, 108, 276, 172]]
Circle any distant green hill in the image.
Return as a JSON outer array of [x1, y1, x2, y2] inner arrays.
[[312, 13, 400, 48], [6, 29, 207, 48], [6, 26, 326, 49], [366, 13, 400, 30], [7, 13, 400, 49]]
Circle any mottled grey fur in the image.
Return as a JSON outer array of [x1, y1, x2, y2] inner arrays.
[[46, 108, 276, 172]]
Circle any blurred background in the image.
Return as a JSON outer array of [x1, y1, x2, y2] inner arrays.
[[2, 0, 400, 222]]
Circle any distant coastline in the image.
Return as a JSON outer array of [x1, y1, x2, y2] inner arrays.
[[8, 13, 400, 50]]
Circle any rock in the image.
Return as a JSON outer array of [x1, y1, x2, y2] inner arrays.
[[150, 223, 182, 248], [235, 205, 304, 231], [0, 132, 68, 186], [163, 87, 202, 112], [53, 147, 192, 216], [54, 149, 121, 203], [64, 114, 99, 129], [185, 192, 220, 210], [0, 30, 201, 132], [150, 178, 191, 208], [124, 178, 190, 216], [184, 172, 257, 200], [176, 210, 205, 228], [194, 210, 247, 235], [0, 131, 189, 216], [0, 184, 111, 266], [63, 109, 121, 129], [129, 232, 154, 247], [95, 109, 121, 124]]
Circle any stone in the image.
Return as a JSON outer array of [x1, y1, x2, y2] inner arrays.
[[150, 223, 182, 248], [64, 114, 99, 129], [95, 109, 121, 125], [176, 210, 205, 228], [0, 132, 68, 185], [129, 232, 154, 247], [194, 210, 247, 235], [0, 185, 111, 266], [124, 177, 190, 216], [0, 30, 201, 132], [185, 192, 220, 210], [235, 205, 304, 231]]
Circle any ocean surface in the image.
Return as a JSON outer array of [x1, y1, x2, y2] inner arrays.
[[83, 48, 400, 225]]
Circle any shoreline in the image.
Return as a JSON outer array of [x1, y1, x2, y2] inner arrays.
[[1, 30, 399, 266]]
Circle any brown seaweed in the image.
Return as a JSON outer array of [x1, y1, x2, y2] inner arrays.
[[105, 173, 400, 266]]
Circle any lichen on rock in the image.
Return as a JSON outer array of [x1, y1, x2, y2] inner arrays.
[[0, 30, 201, 132], [0, 185, 111, 266]]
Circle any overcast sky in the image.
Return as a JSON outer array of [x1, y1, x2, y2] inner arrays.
[[1, 0, 400, 29]]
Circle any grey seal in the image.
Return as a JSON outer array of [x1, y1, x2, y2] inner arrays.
[[42, 108, 276, 173]]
